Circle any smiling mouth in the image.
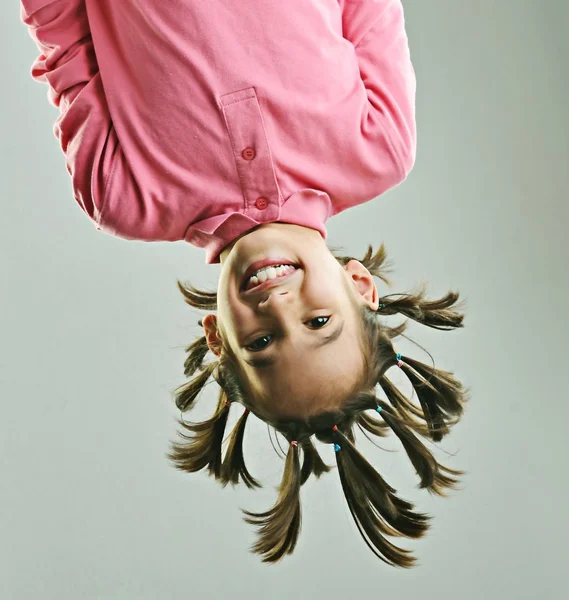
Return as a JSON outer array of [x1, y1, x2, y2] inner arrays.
[[241, 268, 300, 295], [241, 260, 300, 290]]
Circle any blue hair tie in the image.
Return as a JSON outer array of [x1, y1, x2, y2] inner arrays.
[[334, 443, 341, 452], [376, 406, 382, 414], [395, 352, 403, 368]]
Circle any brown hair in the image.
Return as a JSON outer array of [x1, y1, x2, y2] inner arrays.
[[167, 243, 469, 567]]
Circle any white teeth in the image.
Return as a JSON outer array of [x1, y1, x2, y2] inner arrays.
[[247, 264, 296, 289]]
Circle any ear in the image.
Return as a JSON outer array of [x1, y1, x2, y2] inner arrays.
[[345, 260, 379, 311], [202, 314, 223, 357]]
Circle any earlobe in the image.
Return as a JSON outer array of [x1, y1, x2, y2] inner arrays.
[[345, 260, 379, 311], [202, 314, 222, 357]]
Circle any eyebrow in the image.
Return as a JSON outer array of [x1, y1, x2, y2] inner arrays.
[[244, 319, 345, 368]]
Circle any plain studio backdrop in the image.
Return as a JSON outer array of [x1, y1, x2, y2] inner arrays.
[[1, 1, 568, 599]]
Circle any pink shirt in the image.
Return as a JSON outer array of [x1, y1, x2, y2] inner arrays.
[[21, 0, 416, 264]]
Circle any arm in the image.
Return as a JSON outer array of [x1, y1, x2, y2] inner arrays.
[[340, 0, 417, 176], [21, 0, 115, 227]]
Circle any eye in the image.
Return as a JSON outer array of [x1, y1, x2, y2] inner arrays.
[[246, 316, 331, 352], [308, 316, 331, 328]]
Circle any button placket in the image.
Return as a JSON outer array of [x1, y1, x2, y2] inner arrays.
[[219, 87, 280, 218]]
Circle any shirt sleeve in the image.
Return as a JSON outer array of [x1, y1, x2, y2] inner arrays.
[[339, 0, 417, 176], [21, 0, 119, 228]]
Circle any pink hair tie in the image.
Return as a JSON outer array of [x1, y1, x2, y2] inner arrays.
[[291, 440, 298, 447]]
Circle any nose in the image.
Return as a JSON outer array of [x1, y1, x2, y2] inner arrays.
[[258, 290, 291, 312]]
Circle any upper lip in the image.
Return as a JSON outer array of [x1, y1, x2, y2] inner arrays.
[[241, 268, 300, 297]]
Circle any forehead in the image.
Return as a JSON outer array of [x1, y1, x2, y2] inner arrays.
[[243, 313, 367, 419]]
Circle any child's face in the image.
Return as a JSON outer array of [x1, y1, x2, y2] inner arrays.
[[203, 224, 379, 419]]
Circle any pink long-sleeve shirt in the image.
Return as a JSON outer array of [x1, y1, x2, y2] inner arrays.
[[21, 0, 416, 264]]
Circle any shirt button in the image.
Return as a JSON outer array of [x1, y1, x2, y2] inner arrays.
[[242, 147, 256, 160], [255, 197, 268, 210]]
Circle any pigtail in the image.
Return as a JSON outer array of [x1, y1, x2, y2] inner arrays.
[[371, 400, 463, 496], [378, 285, 464, 331], [220, 408, 261, 489], [396, 354, 467, 442], [242, 441, 302, 563], [380, 375, 425, 419], [177, 281, 217, 311], [299, 438, 332, 485], [332, 425, 430, 568], [329, 243, 394, 287], [379, 376, 433, 438], [403, 355, 467, 418], [356, 411, 391, 439], [166, 389, 230, 479], [173, 361, 216, 412], [182, 334, 210, 377]]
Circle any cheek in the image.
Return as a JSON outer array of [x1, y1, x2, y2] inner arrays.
[[217, 293, 250, 341], [312, 277, 342, 300], [216, 276, 235, 317]]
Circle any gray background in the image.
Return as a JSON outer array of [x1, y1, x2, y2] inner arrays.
[[2, 1, 568, 598]]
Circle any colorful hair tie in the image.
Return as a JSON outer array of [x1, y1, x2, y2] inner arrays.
[[332, 425, 338, 432], [396, 352, 403, 368], [376, 406, 383, 414], [291, 440, 298, 447], [244, 409, 250, 415], [334, 443, 341, 452]]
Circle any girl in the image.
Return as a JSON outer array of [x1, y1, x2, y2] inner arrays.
[[21, 0, 469, 567]]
